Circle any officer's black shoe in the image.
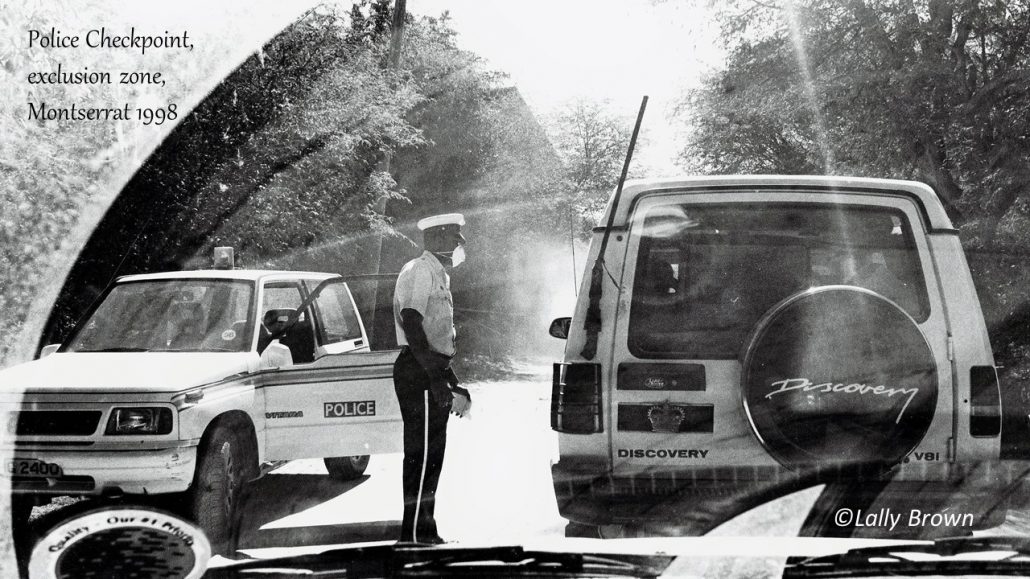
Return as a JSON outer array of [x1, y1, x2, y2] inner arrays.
[[397, 531, 447, 545]]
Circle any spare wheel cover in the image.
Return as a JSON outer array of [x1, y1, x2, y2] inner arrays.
[[742, 286, 937, 469]]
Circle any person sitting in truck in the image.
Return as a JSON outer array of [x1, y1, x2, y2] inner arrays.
[[259, 309, 295, 368], [837, 248, 904, 301], [164, 300, 204, 349], [635, 258, 678, 303]]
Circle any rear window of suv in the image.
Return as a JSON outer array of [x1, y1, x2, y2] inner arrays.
[[628, 202, 930, 359]]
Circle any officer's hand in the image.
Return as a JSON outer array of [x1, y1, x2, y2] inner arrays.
[[451, 391, 471, 418], [429, 380, 453, 409]]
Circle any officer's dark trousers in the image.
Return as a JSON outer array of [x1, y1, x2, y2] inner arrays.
[[393, 347, 450, 542]]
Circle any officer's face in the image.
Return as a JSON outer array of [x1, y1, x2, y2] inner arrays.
[[425, 228, 464, 253], [446, 231, 465, 253]]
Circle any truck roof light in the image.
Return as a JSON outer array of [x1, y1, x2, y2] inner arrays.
[[213, 247, 234, 269]]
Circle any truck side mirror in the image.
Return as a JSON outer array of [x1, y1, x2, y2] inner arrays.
[[39, 344, 61, 358], [549, 317, 572, 340]]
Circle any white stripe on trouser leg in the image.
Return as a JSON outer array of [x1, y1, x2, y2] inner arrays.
[[413, 391, 430, 542]]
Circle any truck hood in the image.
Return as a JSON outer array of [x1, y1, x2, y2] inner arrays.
[[0, 352, 257, 394]]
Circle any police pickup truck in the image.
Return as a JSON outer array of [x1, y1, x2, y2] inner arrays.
[[549, 175, 1010, 538], [0, 265, 402, 552]]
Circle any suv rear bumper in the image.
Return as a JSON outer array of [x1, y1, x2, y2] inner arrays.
[[6, 445, 198, 496], [553, 460, 820, 526], [552, 459, 1023, 530]]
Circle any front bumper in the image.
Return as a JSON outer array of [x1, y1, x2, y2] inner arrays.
[[5, 444, 198, 496]]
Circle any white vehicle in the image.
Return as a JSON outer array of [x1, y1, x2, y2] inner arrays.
[[0, 266, 402, 551], [549, 175, 1010, 537]]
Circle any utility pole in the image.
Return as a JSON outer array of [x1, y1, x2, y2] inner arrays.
[[370, 0, 406, 348], [387, 0, 406, 74]]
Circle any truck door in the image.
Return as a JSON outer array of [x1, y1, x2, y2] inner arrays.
[[262, 278, 401, 461], [307, 280, 369, 355]]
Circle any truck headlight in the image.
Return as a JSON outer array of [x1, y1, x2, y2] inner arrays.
[[105, 408, 173, 435]]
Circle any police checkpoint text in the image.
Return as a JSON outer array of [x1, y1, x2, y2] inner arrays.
[[28, 28, 193, 54], [834, 507, 975, 531], [28, 102, 178, 126], [27, 63, 167, 87], [28, 102, 131, 121], [25, 27, 186, 125]]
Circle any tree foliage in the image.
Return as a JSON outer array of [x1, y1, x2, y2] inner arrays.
[[387, 12, 569, 363], [1, 0, 252, 363], [22, 1, 571, 368], [542, 100, 634, 237], [35, 3, 431, 348], [681, 0, 1030, 247], [681, 0, 1030, 372]]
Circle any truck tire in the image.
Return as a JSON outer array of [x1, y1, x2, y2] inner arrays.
[[564, 522, 602, 538], [324, 456, 370, 480], [741, 286, 938, 471], [188, 424, 251, 554]]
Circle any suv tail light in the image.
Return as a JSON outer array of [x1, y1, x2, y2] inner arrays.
[[970, 365, 1001, 437], [552, 363, 603, 434]]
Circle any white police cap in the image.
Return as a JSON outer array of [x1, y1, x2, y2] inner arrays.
[[417, 213, 465, 231]]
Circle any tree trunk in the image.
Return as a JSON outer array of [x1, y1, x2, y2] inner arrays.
[[911, 136, 965, 224], [981, 184, 1022, 248]]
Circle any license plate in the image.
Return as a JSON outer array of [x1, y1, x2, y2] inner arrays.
[[4, 459, 63, 478]]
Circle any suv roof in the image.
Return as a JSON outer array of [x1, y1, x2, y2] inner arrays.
[[117, 270, 338, 283], [608, 176, 954, 232]]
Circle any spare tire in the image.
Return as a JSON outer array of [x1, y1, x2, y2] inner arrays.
[[742, 286, 937, 470]]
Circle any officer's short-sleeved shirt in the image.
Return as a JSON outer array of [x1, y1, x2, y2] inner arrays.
[[393, 251, 455, 357]]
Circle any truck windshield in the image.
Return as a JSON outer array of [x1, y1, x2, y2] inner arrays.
[[628, 202, 930, 359], [65, 279, 255, 353]]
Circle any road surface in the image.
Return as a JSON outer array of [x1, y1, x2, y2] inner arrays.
[[234, 379, 569, 557]]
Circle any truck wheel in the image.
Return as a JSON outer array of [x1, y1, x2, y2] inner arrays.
[[741, 286, 938, 471], [564, 522, 602, 538], [564, 522, 630, 538], [188, 424, 251, 554], [324, 456, 369, 480]]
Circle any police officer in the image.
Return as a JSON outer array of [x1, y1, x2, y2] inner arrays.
[[393, 213, 471, 544]]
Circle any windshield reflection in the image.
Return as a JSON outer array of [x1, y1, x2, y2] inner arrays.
[[4, 0, 1030, 577], [65, 280, 255, 353]]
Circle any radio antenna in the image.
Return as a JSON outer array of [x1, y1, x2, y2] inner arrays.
[[579, 95, 648, 360]]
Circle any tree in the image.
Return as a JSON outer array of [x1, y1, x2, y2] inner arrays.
[[680, 0, 1030, 248], [388, 12, 570, 365], [12, 1, 572, 370], [37, 4, 426, 348], [545, 99, 635, 236], [0, 0, 252, 362], [679, 0, 1030, 375]]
